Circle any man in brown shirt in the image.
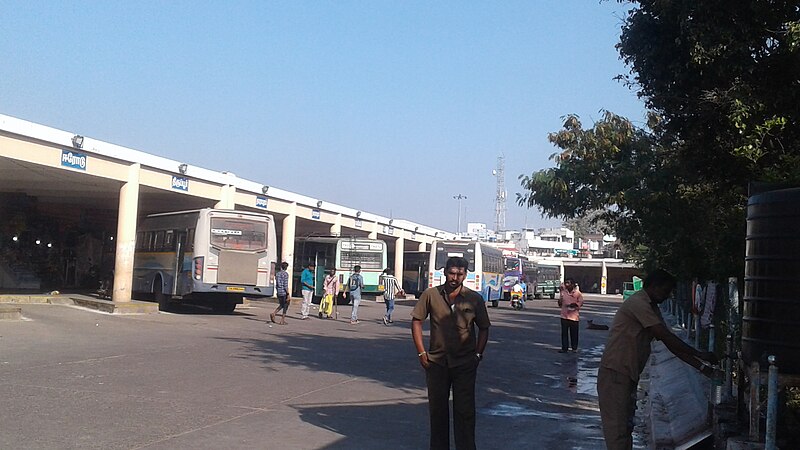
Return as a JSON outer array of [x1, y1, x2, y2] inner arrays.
[[598, 269, 718, 450], [412, 256, 490, 450]]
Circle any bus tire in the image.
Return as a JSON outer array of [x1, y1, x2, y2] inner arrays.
[[154, 278, 170, 312], [491, 300, 499, 308]]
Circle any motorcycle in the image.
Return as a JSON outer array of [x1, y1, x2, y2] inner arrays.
[[510, 292, 525, 310]]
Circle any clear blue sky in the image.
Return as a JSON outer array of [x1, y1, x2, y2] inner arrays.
[[1, 1, 645, 233]]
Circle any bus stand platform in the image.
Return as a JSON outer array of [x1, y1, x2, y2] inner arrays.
[[0, 292, 159, 315]]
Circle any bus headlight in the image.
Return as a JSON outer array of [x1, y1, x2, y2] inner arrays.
[[194, 256, 204, 280]]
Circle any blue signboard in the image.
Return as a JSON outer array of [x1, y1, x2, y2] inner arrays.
[[256, 196, 268, 209], [171, 176, 189, 191], [61, 150, 87, 171], [312, 209, 321, 220]]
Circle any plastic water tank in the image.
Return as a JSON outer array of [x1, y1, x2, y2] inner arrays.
[[743, 187, 800, 373]]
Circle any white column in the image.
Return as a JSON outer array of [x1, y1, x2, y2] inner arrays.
[[394, 236, 405, 275], [215, 184, 235, 209], [112, 163, 141, 303], [418, 241, 427, 252], [368, 221, 378, 239], [601, 260, 608, 295], [281, 204, 297, 295], [330, 213, 342, 236]]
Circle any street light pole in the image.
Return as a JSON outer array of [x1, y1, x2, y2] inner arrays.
[[453, 194, 467, 235]]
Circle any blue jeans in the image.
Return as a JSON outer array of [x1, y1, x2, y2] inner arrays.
[[350, 292, 361, 321], [384, 297, 395, 319]]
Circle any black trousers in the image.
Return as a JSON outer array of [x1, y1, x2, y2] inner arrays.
[[561, 318, 579, 351], [425, 359, 478, 450]]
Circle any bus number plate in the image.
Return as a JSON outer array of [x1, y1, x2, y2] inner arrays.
[[226, 286, 245, 292]]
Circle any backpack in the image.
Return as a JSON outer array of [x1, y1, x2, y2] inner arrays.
[[349, 274, 361, 291]]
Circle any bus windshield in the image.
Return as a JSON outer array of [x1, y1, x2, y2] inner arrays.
[[504, 258, 520, 271], [340, 250, 383, 270], [433, 242, 475, 271], [210, 218, 267, 251]]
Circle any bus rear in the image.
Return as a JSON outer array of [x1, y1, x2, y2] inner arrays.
[[428, 241, 478, 290], [191, 210, 277, 306], [337, 238, 386, 294]]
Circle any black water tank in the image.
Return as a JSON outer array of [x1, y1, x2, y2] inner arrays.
[[743, 187, 800, 373]]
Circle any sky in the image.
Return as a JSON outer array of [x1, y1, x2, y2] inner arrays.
[[0, 1, 646, 233]]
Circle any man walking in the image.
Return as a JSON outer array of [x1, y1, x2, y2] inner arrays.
[[558, 278, 584, 353], [270, 262, 290, 325], [411, 256, 490, 450], [381, 268, 402, 325], [299, 262, 315, 320], [598, 269, 718, 449], [347, 265, 364, 324]]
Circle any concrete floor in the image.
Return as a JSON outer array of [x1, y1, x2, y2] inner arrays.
[[0, 294, 624, 449]]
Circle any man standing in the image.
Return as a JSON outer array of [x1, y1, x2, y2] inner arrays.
[[411, 256, 490, 450], [347, 265, 364, 324], [270, 262, 290, 325], [299, 262, 315, 320], [558, 278, 584, 353], [598, 269, 718, 450], [381, 268, 402, 325]]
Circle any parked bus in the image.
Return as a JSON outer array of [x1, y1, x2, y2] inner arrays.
[[293, 236, 387, 301], [402, 250, 429, 297], [501, 256, 538, 303], [427, 240, 503, 303], [534, 264, 561, 299], [133, 208, 277, 313]]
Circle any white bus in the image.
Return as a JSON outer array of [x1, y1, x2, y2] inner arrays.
[[427, 240, 503, 302], [293, 236, 387, 300], [133, 208, 277, 313]]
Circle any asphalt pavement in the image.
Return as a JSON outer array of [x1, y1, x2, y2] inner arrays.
[[0, 293, 624, 449]]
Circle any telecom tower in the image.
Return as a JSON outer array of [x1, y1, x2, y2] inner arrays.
[[493, 156, 506, 232]]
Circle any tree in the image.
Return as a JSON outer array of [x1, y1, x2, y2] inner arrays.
[[519, 1, 800, 279]]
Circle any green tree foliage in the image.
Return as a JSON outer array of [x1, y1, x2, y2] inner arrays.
[[519, 1, 800, 279]]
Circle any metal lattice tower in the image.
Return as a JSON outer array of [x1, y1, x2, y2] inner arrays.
[[494, 156, 506, 232]]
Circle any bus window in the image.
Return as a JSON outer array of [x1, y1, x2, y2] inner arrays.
[[210, 218, 267, 251], [434, 243, 475, 271], [154, 231, 165, 252], [164, 230, 175, 251]]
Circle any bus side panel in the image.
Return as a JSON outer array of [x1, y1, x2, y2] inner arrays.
[[132, 252, 176, 296]]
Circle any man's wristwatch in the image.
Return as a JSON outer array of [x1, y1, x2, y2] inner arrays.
[[476, 353, 483, 361]]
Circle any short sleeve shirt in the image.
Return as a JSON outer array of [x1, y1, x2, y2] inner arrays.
[[301, 269, 314, 292], [600, 289, 665, 382], [411, 285, 491, 368]]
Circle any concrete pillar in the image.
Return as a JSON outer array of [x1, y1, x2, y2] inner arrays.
[[112, 163, 141, 303], [394, 236, 405, 275], [330, 213, 342, 236], [559, 260, 565, 283], [368, 221, 378, 239], [215, 184, 235, 209], [601, 260, 608, 295], [281, 204, 297, 295]]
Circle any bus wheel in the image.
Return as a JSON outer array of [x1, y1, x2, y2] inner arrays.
[[491, 300, 499, 308], [154, 278, 171, 312]]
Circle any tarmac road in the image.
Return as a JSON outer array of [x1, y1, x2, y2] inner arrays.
[[0, 294, 622, 449]]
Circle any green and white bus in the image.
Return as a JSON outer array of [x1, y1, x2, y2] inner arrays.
[[133, 208, 277, 313], [293, 236, 387, 300]]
